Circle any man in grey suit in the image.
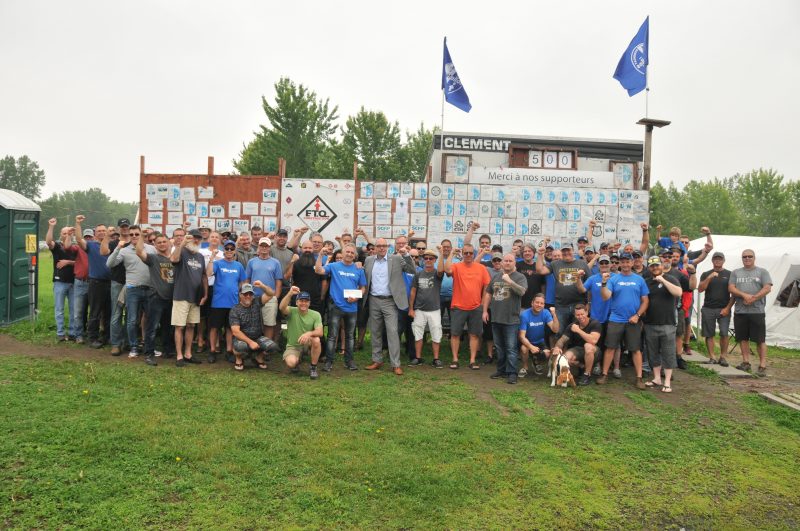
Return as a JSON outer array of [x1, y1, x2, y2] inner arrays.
[[363, 237, 417, 375]]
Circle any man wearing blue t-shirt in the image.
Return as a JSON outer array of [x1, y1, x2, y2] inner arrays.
[[518, 293, 559, 377], [207, 241, 247, 362], [75, 216, 112, 349], [598, 252, 649, 389], [315, 243, 366, 372], [245, 237, 283, 342]]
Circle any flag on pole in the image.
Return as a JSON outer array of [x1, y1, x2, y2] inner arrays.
[[442, 37, 472, 112], [613, 16, 649, 96]]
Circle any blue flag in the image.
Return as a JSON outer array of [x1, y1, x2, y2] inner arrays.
[[613, 17, 649, 96], [442, 37, 472, 112]]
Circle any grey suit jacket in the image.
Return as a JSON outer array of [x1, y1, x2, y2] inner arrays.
[[364, 254, 416, 309]]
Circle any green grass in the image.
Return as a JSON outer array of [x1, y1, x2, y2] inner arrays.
[[1, 255, 800, 528]]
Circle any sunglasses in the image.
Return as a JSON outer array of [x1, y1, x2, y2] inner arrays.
[[423, 256, 436, 261], [462, 251, 474, 255], [742, 255, 754, 259], [224, 247, 236, 251]]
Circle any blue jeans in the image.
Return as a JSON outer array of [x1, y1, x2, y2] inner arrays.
[[327, 305, 356, 364], [144, 294, 172, 355], [110, 281, 126, 348], [125, 286, 150, 351], [73, 278, 90, 339], [53, 281, 75, 338], [555, 304, 576, 335], [492, 322, 520, 376]]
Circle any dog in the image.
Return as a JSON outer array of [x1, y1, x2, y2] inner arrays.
[[549, 352, 576, 388]]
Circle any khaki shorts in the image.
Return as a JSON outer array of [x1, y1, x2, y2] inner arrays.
[[283, 345, 311, 361], [172, 300, 200, 326], [260, 297, 278, 326]]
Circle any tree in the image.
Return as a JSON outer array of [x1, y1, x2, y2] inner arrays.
[[0, 155, 46, 200], [38, 188, 137, 236], [730, 168, 794, 236], [341, 108, 402, 182], [233, 78, 339, 177], [679, 179, 744, 236], [397, 124, 435, 182]]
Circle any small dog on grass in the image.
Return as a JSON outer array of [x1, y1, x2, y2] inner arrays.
[[549, 352, 576, 388]]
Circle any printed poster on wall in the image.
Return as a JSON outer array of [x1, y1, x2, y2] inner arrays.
[[280, 178, 354, 237]]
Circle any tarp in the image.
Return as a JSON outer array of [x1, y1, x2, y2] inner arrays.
[[691, 235, 800, 349]]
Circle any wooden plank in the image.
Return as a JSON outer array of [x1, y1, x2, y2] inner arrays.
[[760, 393, 800, 413]]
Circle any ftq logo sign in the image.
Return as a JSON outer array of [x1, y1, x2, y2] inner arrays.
[[298, 195, 337, 233]]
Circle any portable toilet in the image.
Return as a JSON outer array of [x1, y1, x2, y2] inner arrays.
[[0, 189, 40, 325]]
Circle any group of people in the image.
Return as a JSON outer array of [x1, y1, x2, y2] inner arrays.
[[46, 215, 773, 389]]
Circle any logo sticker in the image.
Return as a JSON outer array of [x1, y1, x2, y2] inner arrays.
[[298, 195, 338, 233]]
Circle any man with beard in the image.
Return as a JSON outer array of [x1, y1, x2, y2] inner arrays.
[[286, 240, 326, 314], [170, 228, 208, 367], [235, 231, 256, 269], [483, 253, 527, 384], [229, 282, 278, 371], [136, 232, 174, 366], [551, 304, 602, 386], [271, 228, 295, 279], [643, 256, 684, 393]]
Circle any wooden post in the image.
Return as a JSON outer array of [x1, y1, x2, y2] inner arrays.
[[207, 156, 214, 176], [353, 161, 358, 181], [636, 118, 671, 190]]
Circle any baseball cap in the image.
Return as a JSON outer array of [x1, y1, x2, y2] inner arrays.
[[492, 252, 503, 261], [200, 224, 212, 231], [258, 237, 272, 246], [223, 240, 236, 248], [561, 242, 574, 250], [188, 229, 202, 238], [296, 291, 311, 301], [599, 242, 609, 248], [610, 252, 620, 259], [577, 236, 589, 243], [598, 254, 610, 263], [83, 228, 95, 237], [240, 283, 255, 294], [276, 228, 289, 236], [632, 250, 643, 258], [545, 245, 554, 251], [619, 252, 633, 260], [659, 247, 673, 256], [647, 256, 661, 266], [584, 246, 596, 254], [422, 249, 438, 258], [712, 251, 725, 260], [117, 218, 131, 227]]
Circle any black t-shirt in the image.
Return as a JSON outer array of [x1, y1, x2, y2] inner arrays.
[[644, 276, 678, 325], [291, 263, 323, 313], [700, 268, 731, 309], [108, 241, 126, 284], [517, 260, 544, 309], [173, 248, 206, 303], [563, 318, 602, 350], [50, 242, 77, 283]]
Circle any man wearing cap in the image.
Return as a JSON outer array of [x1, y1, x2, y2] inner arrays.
[[576, 235, 590, 259], [101, 218, 132, 355], [271, 228, 295, 278], [206, 239, 246, 363], [536, 241, 591, 334], [598, 252, 650, 389], [245, 237, 283, 342], [315, 243, 367, 372], [106, 224, 156, 359], [363, 237, 417, 375], [280, 285, 323, 379], [483, 253, 528, 384], [408, 248, 446, 367], [698, 252, 734, 365], [170, 228, 208, 366], [74, 217, 112, 349], [229, 281, 278, 371], [642, 256, 684, 392], [728, 250, 773, 376], [136, 231, 175, 366], [576, 253, 616, 377], [198, 225, 211, 249], [70, 226, 93, 343]]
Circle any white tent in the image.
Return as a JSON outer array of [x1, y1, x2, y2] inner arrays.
[[690, 235, 800, 349]]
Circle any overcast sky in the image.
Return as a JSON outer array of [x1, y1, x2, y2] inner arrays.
[[2, 1, 798, 202]]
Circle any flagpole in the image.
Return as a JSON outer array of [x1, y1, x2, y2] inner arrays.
[[440, 89, 445, 167]]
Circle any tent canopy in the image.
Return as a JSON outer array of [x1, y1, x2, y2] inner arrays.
[[690, 235, 800, 349]]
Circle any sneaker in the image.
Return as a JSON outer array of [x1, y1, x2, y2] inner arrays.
[[345, 360, 359, 371], [128, 350, 139, 358], [507, 374, 518, 385], [184, 356, 202, 364], [612, 368, 622, 379], [291, 366, 300, 374], [635, 377, 647, 390], [409, 358, 423, 366], [596, 374, 608, 385], [90, 340, 104, 349], [735, 362, 751, 372], [676, 356, 688, 370], [207, 352, 217, 364], [578, 374, 591, 386], [518, 367, 528, 378], [154, 350, 163, 358], [176, 359, 186, 367], [592, 364, 601, 376], [75, 337, 85, 345], [489, 371, 504, 379], [310, 366, 319, 379], [145, 355, 157, 366], [533, 363, 544, 376], [756, 366, 767, 377], [432, 359, 443, 369], [323, 360, 333, 372], [718, 358, 730, 367], [57, 335, 67, 342]]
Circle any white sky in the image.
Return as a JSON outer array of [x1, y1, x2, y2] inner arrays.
[[1, 1, 798, 202]]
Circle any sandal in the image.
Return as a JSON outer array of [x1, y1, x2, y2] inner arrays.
[[449, 361, 459, 369], [469, 362, 481, 370], [234, 362, 244, 371], [257, 363, 268, 370], [661, 386, 672, 393], [645, 380, 663, 388]]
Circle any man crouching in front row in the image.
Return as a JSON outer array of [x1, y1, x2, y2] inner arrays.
[[229, 281, 278, 371], [280, 285, 324, 379]]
